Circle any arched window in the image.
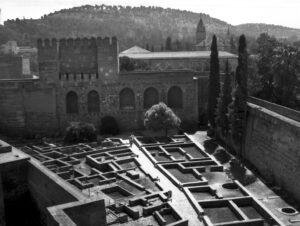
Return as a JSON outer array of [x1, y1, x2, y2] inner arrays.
[[120, 88, 135, 110], [88, 90, 100, 113], [66, 91, 78, 114], [144, 87, 159, 109], [168, 86, 183, 109]]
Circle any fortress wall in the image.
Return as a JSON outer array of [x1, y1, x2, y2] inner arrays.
[[27, 162, 81, 225], [0, 80, 27, 135], [245, 100, 300, 201], [56, 71, 199, 131], [0, 79, 58, 136]]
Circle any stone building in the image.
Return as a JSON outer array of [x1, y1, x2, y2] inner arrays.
[[0, 19, 237, 136]]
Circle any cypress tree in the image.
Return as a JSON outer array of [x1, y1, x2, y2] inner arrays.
[[207, 35, 220, 131], [146, 43, 150, 51], [151, 45, 154, 52], [216, 60, 232, 136], [229, 34, 248, 152], [165, 36, 172, 51]]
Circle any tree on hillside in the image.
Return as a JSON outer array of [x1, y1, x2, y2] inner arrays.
[[228, 35, 248, 152], [144, 102, 181, 136], [215, 60, 232, 136], [207, 35, 221, 132], [272, 45, 300, 108], [146, 43, 150, 51], [256, 33, 279, 101], [151, 45, 154, 52], [165, 36, 172, 51]]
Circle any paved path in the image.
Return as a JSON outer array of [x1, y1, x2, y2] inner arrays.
[[130, 143, 204, 226]]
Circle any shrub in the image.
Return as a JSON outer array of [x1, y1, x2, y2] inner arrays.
[[213, 147, 231, 164], [64, 122, 97, 143], [203, 139, 218, 154], [100, 116, 120, 135]]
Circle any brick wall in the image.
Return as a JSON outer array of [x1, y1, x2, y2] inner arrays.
[[245, 102, 300, 201]]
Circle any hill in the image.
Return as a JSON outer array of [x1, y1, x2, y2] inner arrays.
[[1, 5, 300, 50], [236, 23, 300, 43]]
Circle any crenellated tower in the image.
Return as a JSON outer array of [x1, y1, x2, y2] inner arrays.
[[37, 38, 59, 84], [37, 36, 119, 85]]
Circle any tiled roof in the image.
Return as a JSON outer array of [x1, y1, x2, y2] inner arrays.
[[119, 50, 237, 60], [120, 46, 150, 54]]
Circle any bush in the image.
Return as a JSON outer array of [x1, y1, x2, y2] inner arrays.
[[213, 147, 231, 164], [64, 122, 97, 143], [203, 139, 218, 154], [228, 159, 256, 185], [100, 116, 119, 135]]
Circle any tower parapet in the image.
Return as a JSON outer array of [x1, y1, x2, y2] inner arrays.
[[37, 36, 119, 84]]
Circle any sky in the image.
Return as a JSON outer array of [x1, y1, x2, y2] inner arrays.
[[1, 0, 300, 29]]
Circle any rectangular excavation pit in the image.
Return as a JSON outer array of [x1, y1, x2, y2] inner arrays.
[[108, 149, 133, 157], [181, 160, 219, 169], [171, 135, 190, 143], [116, 158, 139, 170], [233, 197, 280, 225], [102, 186, 134, 200], [116, 179, 144, 195], [58, 170, 85, 180], [167, 168, 199, 183], [154, 136, 173, 144], [33, 154, 51, 162], [181, 144, 207, 159], [145, 146, 164, 155], [97, 163, 117, 173], [152, 153, 172, 162], [187, 186, 218, 201], [43, 151, 66, 159], [60, 146, 86, 155], [161, 164, 205, 187], [164, 147, 187, 160], [200, 200, 243, 224]]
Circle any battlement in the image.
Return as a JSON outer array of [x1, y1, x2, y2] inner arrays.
[[37, 38, 58, 49], [37, 36, 118, 50]]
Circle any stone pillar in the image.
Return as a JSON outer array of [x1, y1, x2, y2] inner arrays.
[[0, 174, 6, 226]]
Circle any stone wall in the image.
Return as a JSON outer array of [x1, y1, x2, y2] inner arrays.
[[0, 79, 58, 136], [0, 80, 27, 135], [28, 162, 82, 225], [245, 100, 300, 201], [57, 71, 199, 131]]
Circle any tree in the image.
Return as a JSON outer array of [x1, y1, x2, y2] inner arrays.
[[146, 43, 150, 50], [160, 44, 164, 51], [215, 60, 232, 136], [229, 35, 248, 152], [64, 122, 97, 143], [165, 36, 172, 51], [151, 45, 154, 52], [119, 56, 135, 71], [207, 35, 220, 131], [272, 45, 300, 109], [144, 102, 181, 136], [230, 36, 236, 54], [256, 33, 279, 101]]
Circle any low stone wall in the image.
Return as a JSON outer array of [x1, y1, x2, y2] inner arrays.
[[245, 100, 300, 201]]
